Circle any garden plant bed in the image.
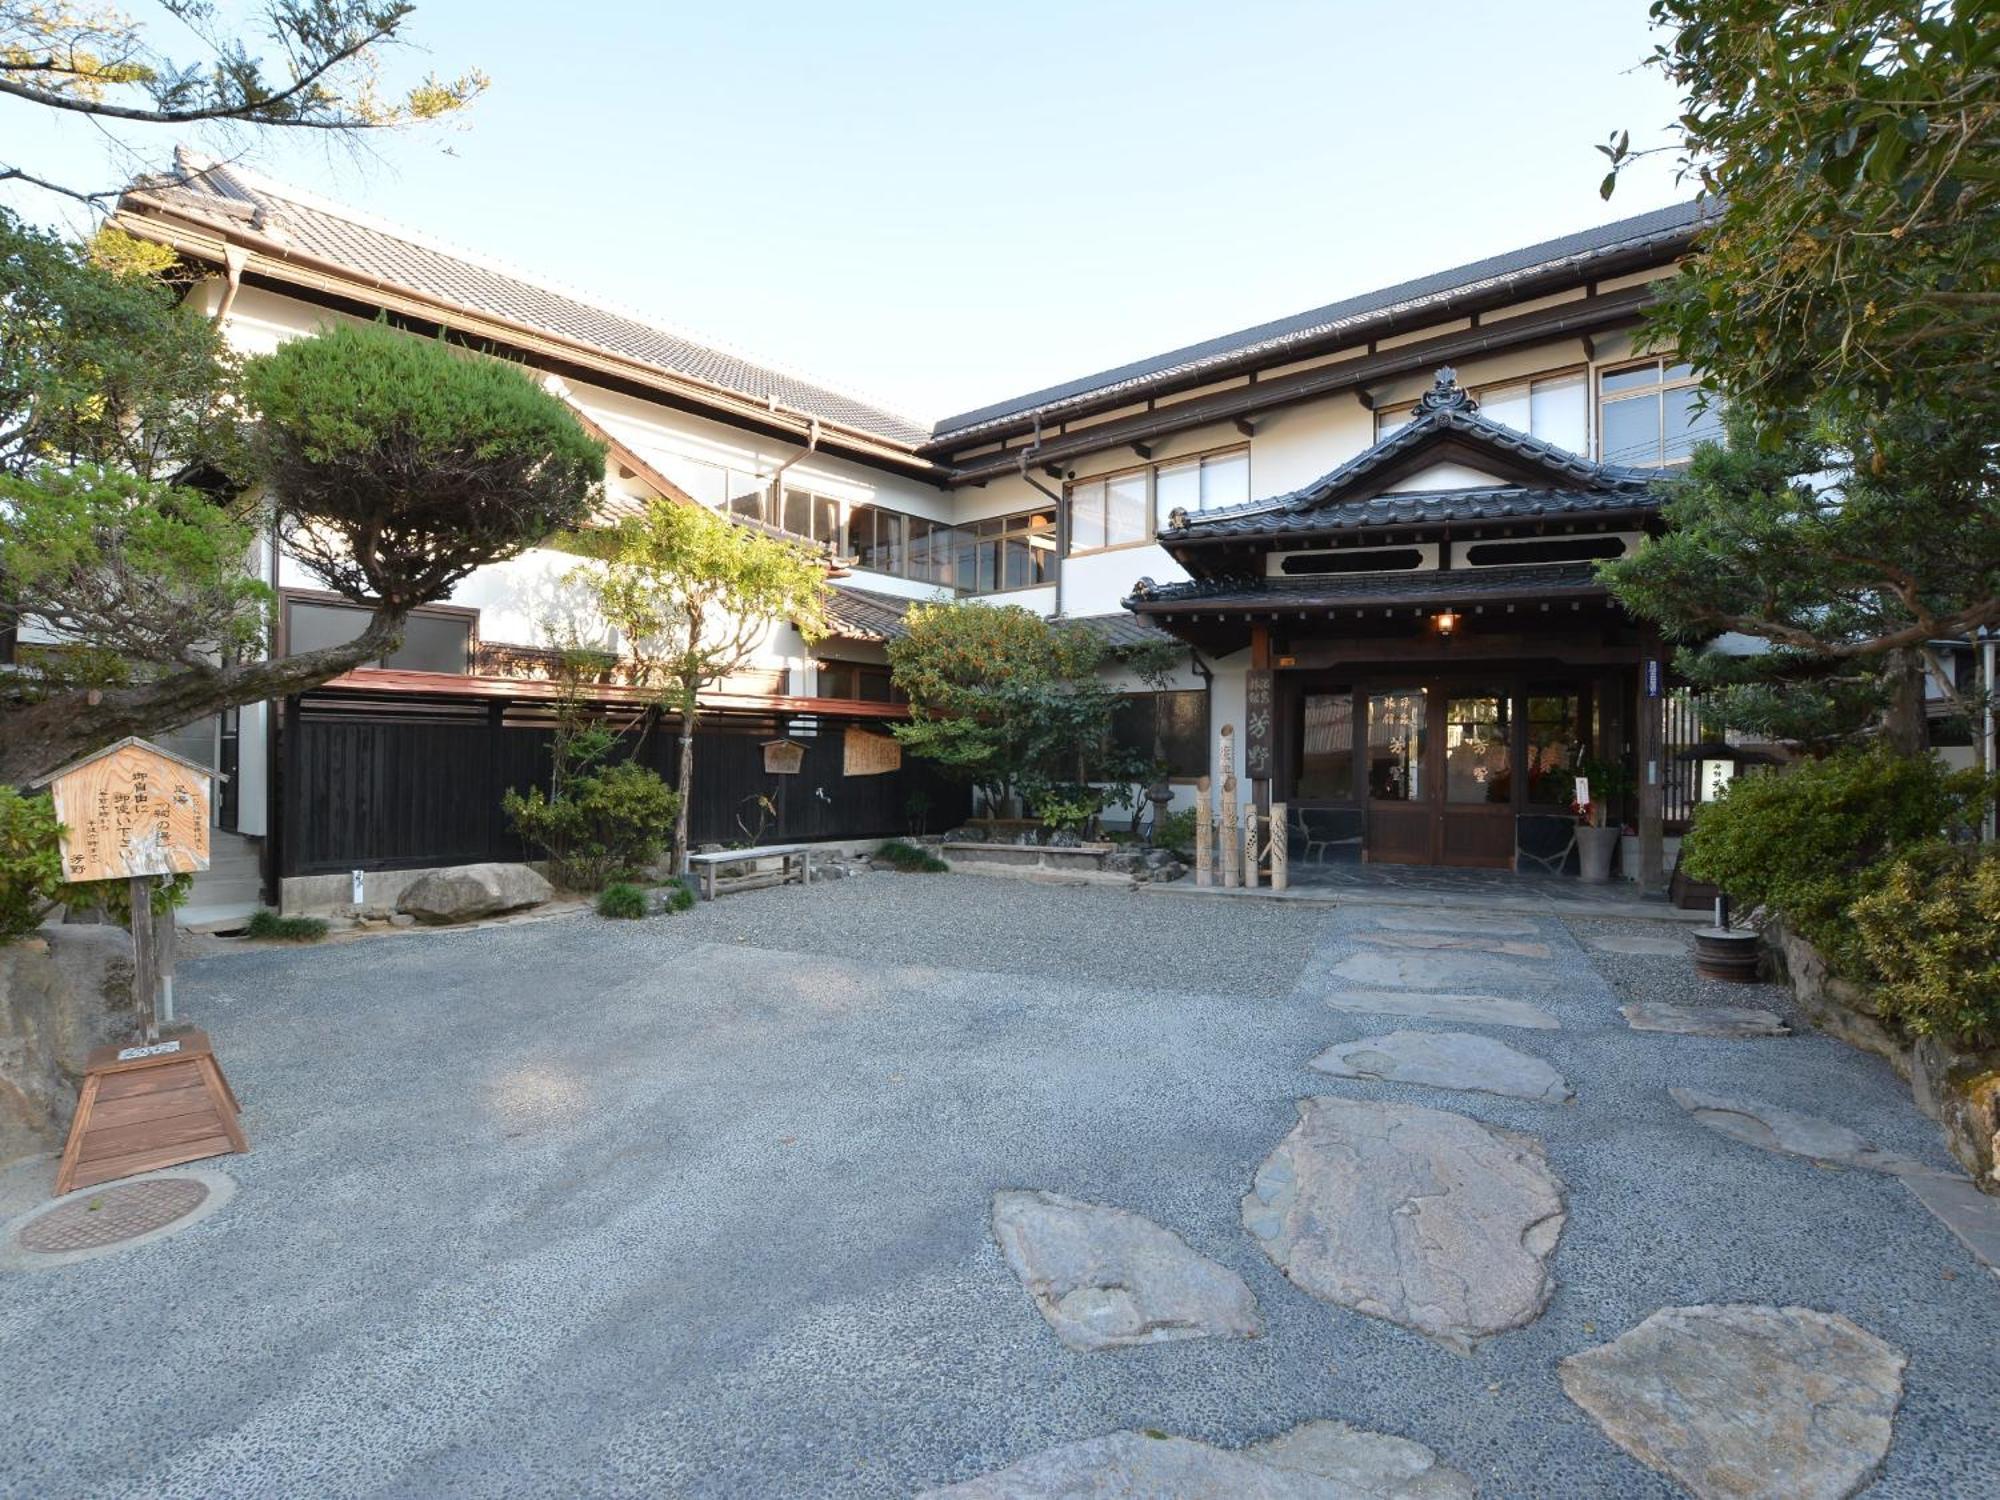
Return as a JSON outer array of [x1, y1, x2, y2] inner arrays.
[[939, 840, 1119, 876]]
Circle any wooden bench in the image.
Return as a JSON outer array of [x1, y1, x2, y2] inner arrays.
[[686, 844, 814, 901]]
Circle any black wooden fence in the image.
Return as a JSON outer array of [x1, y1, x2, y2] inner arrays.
[[278, 687, 969, 876]]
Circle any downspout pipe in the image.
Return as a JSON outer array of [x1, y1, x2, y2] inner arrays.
[[1017, 416, 1067, 616], [211, 244, 250, 325]]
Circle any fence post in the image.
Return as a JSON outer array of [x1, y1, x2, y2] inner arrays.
[[1194, 776, 1212, 886], [1270, 801, 1288, 891], [1219, 725, 1240, 888], [1243, 815, 1259, 889]]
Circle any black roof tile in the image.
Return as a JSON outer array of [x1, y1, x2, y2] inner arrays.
[[1127, 562, 1608, 613]]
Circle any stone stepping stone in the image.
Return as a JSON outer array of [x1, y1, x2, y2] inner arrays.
[[1311, 1030, 1572, 1103], [1369, 907, 1541, 937], [1242, 1097, 1565, 1354], [1622, 1000, 1789, 1037], [919, 1421, 1474, 1499], [1331, 950, 1557, 993], [1324, 986, 1558, 1031], [1560, 1304, 1906, 1500], [990, 1189, 1260, 1352], [1356, 930, 1553, 959], [1582, 930, 1692, 957], [1670, 1088, 1927, 1174]]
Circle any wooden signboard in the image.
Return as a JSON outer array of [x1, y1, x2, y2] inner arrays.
[[1244, 671, 1275, 780], [843, 726, 901, 777], [40, 736, 213, 881], [33, 738, 246, 1194], [762, 739, 806, 775]]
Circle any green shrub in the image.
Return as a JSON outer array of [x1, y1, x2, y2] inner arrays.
[[1153, 805, 1198, 855], [0, 789, 64, 943], [596, 882, 647, 919], [504, 761, 680, 891], [876, 839, 948, 873], [656, 878, 695, 914], [1852, 842, 2000, 1046], [1682, 750, 1991, 973], [244, 909, 328, 942]]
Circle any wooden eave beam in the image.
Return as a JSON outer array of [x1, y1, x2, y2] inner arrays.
[[940, 285, 1656, 487]]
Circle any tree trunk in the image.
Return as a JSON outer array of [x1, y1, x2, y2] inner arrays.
[[1879, 647, 1932, 757], [672, 688, 697, 877], [0, 608, 408, 787]]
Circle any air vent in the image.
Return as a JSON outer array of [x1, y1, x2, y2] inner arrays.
[[1280, 547, 1426, 576], [1462, 535, 1628, 567]]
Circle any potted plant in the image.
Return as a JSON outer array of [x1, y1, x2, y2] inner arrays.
[[1571, 758, 1633, 883]]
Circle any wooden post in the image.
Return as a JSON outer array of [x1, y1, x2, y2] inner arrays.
[[1243, 816, 1259, 889], [1637, 644, 1666, 895], [1270, 801, 1289, 891], [1248, 625, 1273, 824], [128, 876, 159, 1043], [1219, 726, 1240, 887], [1194, 776, 1212, 886]]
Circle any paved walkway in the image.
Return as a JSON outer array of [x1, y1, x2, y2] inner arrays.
[[1, 877, 1994, 1498]]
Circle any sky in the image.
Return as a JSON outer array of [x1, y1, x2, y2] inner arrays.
[[2, 1, 1693, 426]]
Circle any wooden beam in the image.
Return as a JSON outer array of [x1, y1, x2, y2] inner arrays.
[[1234, 417, 1256, 437], [1636, 627, 1667, 894]]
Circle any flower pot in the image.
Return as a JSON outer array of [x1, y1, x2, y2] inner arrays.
[[1576, 824, 1620, 883], [1693, 926, 1763, 983]]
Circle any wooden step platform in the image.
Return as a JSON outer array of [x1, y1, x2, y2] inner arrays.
[[56, 1029, 247, 1195]]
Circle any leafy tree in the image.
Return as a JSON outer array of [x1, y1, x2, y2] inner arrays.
[[1601, 406, 2000, 748], [572, 499, 829, 875], [0, 314, 604, 784], [1, 1, 486, 206], [887, 601, 1142, 821], [1603, 0, 2000, 432], [1599, 0, 2000, 749]]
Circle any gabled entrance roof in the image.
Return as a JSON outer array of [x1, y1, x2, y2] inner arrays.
[[1161, 369, 1661, 548]]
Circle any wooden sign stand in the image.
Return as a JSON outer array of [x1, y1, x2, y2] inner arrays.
[[33, 737, 248, 1194]]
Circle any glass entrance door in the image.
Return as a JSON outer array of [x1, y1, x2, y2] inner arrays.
[[1364, 688, 1433, 864], [1441, 694, 1516, 866]]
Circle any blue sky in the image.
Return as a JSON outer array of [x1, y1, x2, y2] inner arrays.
[[3, 1, 1691, 423]]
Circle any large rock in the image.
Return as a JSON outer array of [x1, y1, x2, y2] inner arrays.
[[1331, 950, 1556, 993], [395, 863, 554, 924], [1560, 1304, 1905, 1500], [1621, 1000, 1789, 1038], [1311, 1030, 1571, 1103], [1355, 930, 1552, 960], [1242, 1096, 1565, 1353], [1, 925, 135, 1168], [990, 1189, 1260, 1352], [920, 1421, 1473, 1500], [1323, 986, 1558, 1031], [1369, 908, 1540, 937], [1669, 1087, 1925, 1175]]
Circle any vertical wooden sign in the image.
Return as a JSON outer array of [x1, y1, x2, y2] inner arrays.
[[1244, 671, 1275, 781]]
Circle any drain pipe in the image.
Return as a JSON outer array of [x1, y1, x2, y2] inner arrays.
[[211, 244, 250, 325], [1017, 416, 1067, 616], [765, 417, 823, 524]]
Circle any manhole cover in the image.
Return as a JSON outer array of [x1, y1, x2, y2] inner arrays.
[[17, 1176, 210, 1254]]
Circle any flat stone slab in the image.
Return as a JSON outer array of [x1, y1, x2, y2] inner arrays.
[[1310, 1029, 1572, 1103], [1331, 950, 1556, 993], [921, 1421, 1473, 1499], [1621, 1000, 1790, 1038], [1323, 986, 1559, 1031], [1582, 931, 1690, 957], [1560, 1304, 1906, 1500], [1670, 1088, 1926, 1174], [1242, 1096, 1566, 1353], [1355, 930, 1553, 959], [1368, 908, 1542, 937], [990, 1189, 1260, 1352]]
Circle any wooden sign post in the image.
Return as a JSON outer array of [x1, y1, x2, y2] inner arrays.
[[33, 737, 247, 1194]]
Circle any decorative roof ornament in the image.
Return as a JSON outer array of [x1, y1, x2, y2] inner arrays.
[[1410, 367, 1479, 418], [1165, 506, 1191, 532]]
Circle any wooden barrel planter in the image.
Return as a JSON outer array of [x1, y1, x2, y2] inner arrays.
[[1693, 926, 1763, 983]]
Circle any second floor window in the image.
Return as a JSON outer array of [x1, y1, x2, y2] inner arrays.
[[1376, 370, 1587, 454], [1068, 446, 1250, 555], [965, 507, 1058, 592], [1598, 359, 1724, 468]]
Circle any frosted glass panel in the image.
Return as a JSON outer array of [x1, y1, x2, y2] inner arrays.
[[1531, 373, 1589, 455], [1200, 450, 1249, 509], [1480, 382, 1530, 433], [1069, 480, 1106, 552], [1156, 459, 1199, 523]]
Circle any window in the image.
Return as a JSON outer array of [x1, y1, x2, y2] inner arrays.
[[1367, 690, 1426, 801], [284, 596, 473, 673], [1525, 692, 1583, 806], [1375, 370, 1588, 452], [1597, 359, 1724, 468], [848, 504, 906, 575], [964, 507, 1057, 592], [1067, 446, 1249, 555], [1445, 695, 1512, 805], [1110, 690, 1209, 778], [1297, 692, 1355, 799], [780, 486, 843, 546], [817, 660, 901, 704]]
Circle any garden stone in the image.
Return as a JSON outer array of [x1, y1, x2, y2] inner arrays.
[[1670, 1087, 1927, 1174], [1245, 1420, 1476, 1499], [388, 913, 416, 928], [1355, 930, 1552, 960], [990, 1189, 1261, 1351], [1331, 950, 1556, 993], [1621, 1000, 1789, 1037], [396, 863, 554, 924], [1369, 908, 1539, 937], [1103, 849, 1147, 876], [1, 925, 133, 1168], [1560, 1304, 1905, 1500], [1310, 1030, 1571, 1102], [1322, 986, 1558, 1030], [1242, 1096, 1565, 1353]]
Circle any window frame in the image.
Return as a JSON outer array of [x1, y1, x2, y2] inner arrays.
[[1594, 356, 1719, 469], [961, 506, 1060, 594], [1109, 688, 1210, 782], [1064, 441, 1251, 557], [278, 588, 480, 674], [1372, 362, 1592, 450]]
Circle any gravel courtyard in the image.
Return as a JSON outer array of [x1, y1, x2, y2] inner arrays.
[[3, 875, 1997, 1498]]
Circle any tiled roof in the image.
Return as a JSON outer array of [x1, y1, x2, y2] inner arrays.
[[1127, 562, 1608, 613], [822, 586, 916, 642], [1065, 611, 1179, 650], [129, 153, 931, 448], [1171, 484, 1652, 540], [929, 200, 1710, 444]]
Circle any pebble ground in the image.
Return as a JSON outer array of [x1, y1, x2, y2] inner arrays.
[[1, 874, 1994, 1498]]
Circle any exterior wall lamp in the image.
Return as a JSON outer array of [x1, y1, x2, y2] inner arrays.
[[1434, 610, 1459, 639]]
